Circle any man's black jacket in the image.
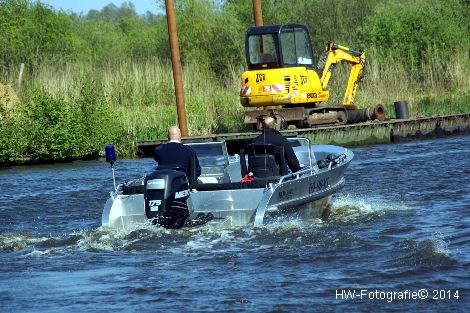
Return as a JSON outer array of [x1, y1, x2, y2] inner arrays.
[[252, 127, 301, 173], [153, 142, 201, 178]]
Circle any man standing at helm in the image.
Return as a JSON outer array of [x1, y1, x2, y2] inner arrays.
[[252, 116, 301, 173], [153, 126, 201, 179]]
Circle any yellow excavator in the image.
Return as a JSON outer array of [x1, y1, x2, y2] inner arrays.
[[240, 24, 384, 129]]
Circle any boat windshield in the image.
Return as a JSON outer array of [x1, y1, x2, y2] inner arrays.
[[187, 142, 228, 167], [288, 137, 310, 147], [288, 137, 314, 169]]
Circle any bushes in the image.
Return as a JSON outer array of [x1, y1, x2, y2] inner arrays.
[[0, 113, 25, 162], [1, 0, 469, 163], [0, 0, 75, 69], [0, 82, 123, 163], [356, 0, 469, 69]]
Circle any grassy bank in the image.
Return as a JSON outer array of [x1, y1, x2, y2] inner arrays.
[[31, 58, 245, 139], [0, 59, 246, 163], [0, 0, 469, 164], [1, 51, 469, 164]]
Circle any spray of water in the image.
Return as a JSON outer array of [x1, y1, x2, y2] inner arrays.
[[0, 194, 416, 256]]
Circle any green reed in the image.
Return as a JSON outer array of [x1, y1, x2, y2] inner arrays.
[[1, 51, 469, 162]]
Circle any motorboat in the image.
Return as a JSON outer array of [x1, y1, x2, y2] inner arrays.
[[101, 138, 353, 230]]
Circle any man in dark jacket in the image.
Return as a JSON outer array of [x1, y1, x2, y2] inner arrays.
[[153, 126, 201, 179], [252, 116, 301, 173]]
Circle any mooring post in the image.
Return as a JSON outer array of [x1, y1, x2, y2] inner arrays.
[[253, 0, 263, 26], [16, 63, 24, 97], [165, 0, 188, 137], [253, 0, 272, 115]]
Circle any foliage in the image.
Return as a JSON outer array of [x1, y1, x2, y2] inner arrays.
[[0, 112, 26, 162], [0, 0, 75, 69], [21, 87, 116, 159], [356, 0, 469, 69], [1, 0, 468, 73], [0, 81, 124, 163], [0, 0, 469, 163]]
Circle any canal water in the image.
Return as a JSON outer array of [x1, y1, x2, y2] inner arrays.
[[1, 135, 469, 312]]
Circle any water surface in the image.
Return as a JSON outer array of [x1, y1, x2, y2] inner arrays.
[[1, 136, 469, 312]]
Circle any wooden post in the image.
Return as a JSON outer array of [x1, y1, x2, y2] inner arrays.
[[16, 63, 25, 97], [165, 0, 188, 137], [253, 0, 271, 114], [253, 0, 263, 26]]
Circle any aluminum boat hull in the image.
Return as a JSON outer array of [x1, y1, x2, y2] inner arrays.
[[102, 142, 353, 230]]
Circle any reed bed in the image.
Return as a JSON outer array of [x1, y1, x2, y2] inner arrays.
[[1, 52, 469, 160], [23, 58, 245, 142], [328, 49, 470, 117], [27, 50, 470, 124]]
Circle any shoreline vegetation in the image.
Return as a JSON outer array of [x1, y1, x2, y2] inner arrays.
[[1, 0, 469, 165]]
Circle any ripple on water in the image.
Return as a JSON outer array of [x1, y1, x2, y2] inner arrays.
[[391, 233, 457, 269]]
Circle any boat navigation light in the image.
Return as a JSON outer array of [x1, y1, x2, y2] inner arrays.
[[105, 144, 117, 192], [105, 144, 117, 166]]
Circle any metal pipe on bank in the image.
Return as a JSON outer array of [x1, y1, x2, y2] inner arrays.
[[394, 101, 410, 119], [165, 0, 188, 137]]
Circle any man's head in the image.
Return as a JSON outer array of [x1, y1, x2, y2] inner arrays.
[[263, 116, 277, 129], [167, 125, 182, 142]]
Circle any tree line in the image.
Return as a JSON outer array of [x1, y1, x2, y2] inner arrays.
[[0, 0, 469, 164], [1, 0, 468, 77]]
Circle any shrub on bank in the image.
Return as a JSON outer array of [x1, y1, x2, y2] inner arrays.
[[0, 112, 25, 162], [0, 0, 469, 163], [0, 83, 125, 164]]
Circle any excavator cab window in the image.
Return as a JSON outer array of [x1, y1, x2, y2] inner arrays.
[[245, 24, 315, 70], [280, 26, 315, 68], [248, 34, 279, 69]]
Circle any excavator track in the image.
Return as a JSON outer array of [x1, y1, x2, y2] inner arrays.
[[243, 104, 384, 130]]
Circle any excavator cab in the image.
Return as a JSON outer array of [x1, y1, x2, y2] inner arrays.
[[241, 24, 333, 127], [246, 24, 315, 71]]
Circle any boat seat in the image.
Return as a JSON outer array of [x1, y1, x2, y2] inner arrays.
[[241, 143, 288, 178]]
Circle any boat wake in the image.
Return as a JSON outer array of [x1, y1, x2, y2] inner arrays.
[[391, 233, 457, 269], [0, 195, 415, 257], [325, 194, 411, 225]]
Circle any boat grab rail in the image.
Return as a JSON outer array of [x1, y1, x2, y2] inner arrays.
[[277, 167, 318, 184], [278, 137, 315, 185], [277, 150, 349, 185]]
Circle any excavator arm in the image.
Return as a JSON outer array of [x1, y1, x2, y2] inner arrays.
[[319, 42, 366, 106]]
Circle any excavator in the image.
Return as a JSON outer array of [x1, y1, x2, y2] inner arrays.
[[240, 24, 384, 129]]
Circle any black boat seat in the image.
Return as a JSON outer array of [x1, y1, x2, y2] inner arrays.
[[241, 143, 288, 178], [122, 177, 278, 194]]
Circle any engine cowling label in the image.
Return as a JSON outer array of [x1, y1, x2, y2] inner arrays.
[[175, 190, 190, 199], [149, 200, 162, 212]]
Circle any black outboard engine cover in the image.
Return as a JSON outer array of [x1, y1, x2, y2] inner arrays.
[[144, 169, 191, 229]]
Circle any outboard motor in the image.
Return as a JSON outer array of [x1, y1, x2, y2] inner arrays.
[[144, 169, 191, 229]]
